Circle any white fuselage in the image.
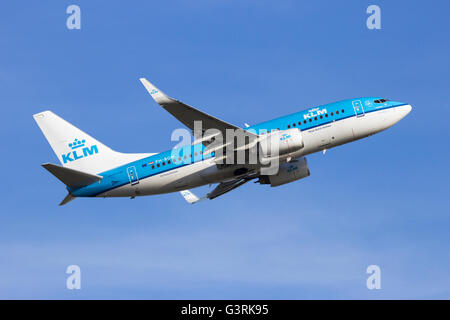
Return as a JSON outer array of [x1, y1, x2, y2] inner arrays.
[[98, 104, 412, 198]]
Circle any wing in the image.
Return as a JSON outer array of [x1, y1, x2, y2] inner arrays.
[[139, 78, 258, 150], [179, 171, 258, 204], [206, 178, 251, 200]]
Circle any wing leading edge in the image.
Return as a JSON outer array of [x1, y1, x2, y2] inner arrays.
[[139, 78, 258, 142]]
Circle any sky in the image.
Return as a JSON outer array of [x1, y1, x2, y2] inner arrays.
[[0, 0, 449, 299]]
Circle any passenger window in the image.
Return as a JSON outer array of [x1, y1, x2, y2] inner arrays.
[[331, 112, 334, 116], [298, 121, 302, 125], [292, 123, 296, 127], [320, 115, 323, 119], [287, 125, 291, 128], [341, 109, 344, 113], [309, 119, 312, 122], [162, 162, 165, 166], [168, 160, 171, 164], [151, 165, 155, 169], [157, 164, 160, 168], [325, 114, 328, 117], [178, 157, 181, 161], [314, 117, 317, 120], [303, 120, 307, 124], [336, 110, 339, 114]]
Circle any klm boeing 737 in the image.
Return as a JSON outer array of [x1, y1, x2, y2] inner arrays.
[[34, 78, 412, 205]]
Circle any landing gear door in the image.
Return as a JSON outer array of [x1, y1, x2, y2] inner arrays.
[[127, 166, 139, 185], [352, 100, 365, 117]]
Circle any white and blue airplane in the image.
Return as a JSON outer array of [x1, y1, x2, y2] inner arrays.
[[34, 78, 412, 205]]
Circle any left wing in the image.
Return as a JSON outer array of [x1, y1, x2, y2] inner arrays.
[[206, 178, 251, 200], [139, 78, 258, 147]]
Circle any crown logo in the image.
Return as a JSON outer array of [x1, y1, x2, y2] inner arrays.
[[68, 138, 85, 150]]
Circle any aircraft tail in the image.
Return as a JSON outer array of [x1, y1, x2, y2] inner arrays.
[[42, 163, 103, 206], [42, 163, 103, 189], [59, 193, 76, 206], [33, 111, 152, 174]]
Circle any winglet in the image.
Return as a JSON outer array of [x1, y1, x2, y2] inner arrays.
[[139, 78, 172, 105], [179, 190, 203, 204]]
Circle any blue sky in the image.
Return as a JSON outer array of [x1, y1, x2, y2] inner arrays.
[[0, 0, 449, 299]]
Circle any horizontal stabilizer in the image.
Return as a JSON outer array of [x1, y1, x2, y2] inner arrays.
[[59, 193, 76, 206], [42, 163, 103, 189]]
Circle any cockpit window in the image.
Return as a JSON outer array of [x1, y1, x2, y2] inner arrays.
[[374, 99, 390, 103]]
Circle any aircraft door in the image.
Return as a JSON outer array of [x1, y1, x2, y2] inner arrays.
[[352, 100, 365, 117], [126, 166, 139, 185]]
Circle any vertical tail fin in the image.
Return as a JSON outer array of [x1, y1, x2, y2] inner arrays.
[[33, 111, 151, 174]]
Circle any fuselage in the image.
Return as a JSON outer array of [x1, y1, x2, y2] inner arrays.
[[70, 97, 411, 198]]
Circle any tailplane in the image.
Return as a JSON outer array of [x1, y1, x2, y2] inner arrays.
[[59, 193, 76, 206], [42, 163, 103, 189], [42, 163, 103, 206]]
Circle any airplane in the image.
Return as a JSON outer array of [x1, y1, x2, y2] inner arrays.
[[33, 78, 412, 205]]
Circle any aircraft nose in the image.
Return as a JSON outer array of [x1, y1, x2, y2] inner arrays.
[[404, 104, 412, 114], [397, 103, 412, 118]]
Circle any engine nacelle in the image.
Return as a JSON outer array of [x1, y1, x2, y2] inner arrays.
[[258, 157, 310, 187], [258, 128, 304, 161]]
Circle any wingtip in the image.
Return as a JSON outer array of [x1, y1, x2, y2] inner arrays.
[[33, 110, 52, 119], [139, 78, 171, 104], [180, 190, 202, 204]]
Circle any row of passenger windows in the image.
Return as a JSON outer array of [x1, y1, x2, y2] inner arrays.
[[142, 151, 211, 169], [374, 99, 389, 103], [286, 109, 345, 129]]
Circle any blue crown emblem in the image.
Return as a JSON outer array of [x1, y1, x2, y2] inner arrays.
[[68, 138, 85, 150], [150, 89, 159, 95]]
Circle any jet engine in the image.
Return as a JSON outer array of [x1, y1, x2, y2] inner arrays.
[[258, 128, 304, 161], [258, 157, 310, 187]]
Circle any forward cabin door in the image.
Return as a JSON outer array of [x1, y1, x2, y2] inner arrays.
[[352, 100, 365, 117]]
